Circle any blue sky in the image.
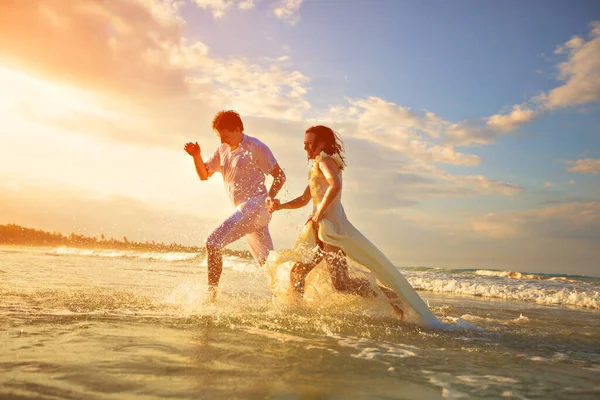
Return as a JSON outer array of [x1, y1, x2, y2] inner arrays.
[[186, 1, 597, 109], [0, 0, 599, 276], [183, 0, 600, 197]]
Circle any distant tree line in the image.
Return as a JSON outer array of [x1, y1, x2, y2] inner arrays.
[[0, 224, 252, 258]]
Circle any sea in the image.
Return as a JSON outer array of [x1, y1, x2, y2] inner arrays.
[[1, 245, 599, 399]]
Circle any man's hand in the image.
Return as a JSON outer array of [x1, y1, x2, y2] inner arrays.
[[266, 197, 281, 213], [184, 142, 201, 157]]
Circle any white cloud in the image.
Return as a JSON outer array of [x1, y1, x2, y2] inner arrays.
[[134, 0, 186, 25], [486, 105, 538, 133], [0, 0, 313, 142], [273, 0, 303, 25], [554, 36, 586, 55], [567, 158, 600, 175], [471, 202, 600, 240], [311, 96, 523, 202], [427, 166, 523, 196], [446, 104, 538, 146], [185, 57, 311, 120], [323, 97, 480, 166], [238, 0, 255, 10], [193, 0, 231, 18], [0, 0, 522, 225], [541, 21, 600, 109], [192, 0, 254, 18], [544, 182, 555, 188], [0, 0, 192, 99], [447, 21, 600, 147]]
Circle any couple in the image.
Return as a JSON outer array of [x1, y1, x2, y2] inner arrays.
[[185, 110, 445, 329]]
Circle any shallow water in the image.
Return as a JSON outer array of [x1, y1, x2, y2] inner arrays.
[[1, 246, 599, 399]]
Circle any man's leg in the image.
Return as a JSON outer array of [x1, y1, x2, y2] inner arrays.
[[206, 245, 223, 301], [205, 203, 265, 300], [244, 225, 273, 266]]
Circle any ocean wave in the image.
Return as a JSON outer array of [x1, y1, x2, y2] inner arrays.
[[400, 266, 599, 285], [473, 269, 586, 284], [48, 247, 200, 261], [407, 275, 600, 309], [35, 247, 600, 309]]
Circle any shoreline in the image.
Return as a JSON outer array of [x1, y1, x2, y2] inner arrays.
[[0, 243, 253, 259]]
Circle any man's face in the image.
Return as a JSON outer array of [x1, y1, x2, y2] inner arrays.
[[217, 128, 241, 146]]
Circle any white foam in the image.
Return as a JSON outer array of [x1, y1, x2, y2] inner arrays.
[[529, 356, 550, 362], [407, 274, 600, 309], [44, 247, 600, 310], [242, 327, 309, 343], [584, 365, 600, 373], [425, 371, 521, 399], [475, 269, 583, 284], [424, 372, 469, 399], [138, 252, 199, 261], [332, 334, 420, 363], [351, 345, 418, 361], [475, 269, 537, 279], [49, 246, 199, 261], [229, 258, 259, 273], [460, 313, 530, 326], [456, 375, 519, 386], [501, 391, 529, 398]]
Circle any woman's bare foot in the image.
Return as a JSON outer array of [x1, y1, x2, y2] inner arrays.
[[391, 303, 404, 320], [379, 286, 399, 300]]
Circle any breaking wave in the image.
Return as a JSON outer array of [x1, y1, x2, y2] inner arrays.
[[48, 246, 201, 261]]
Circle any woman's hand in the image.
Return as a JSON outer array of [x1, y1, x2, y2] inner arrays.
[[306, 211, 323, 225], [266, 197, 281, 213]]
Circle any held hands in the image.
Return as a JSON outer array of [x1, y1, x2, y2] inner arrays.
[[184, 142, 201, 157], [266, 197, 281, 213]]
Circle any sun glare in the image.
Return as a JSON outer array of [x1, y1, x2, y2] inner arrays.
[[0, 63, 229, 221], [0, 65, 119, 123]]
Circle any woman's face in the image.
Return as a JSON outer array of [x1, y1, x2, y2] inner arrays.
[[303, 132, 324, 159]]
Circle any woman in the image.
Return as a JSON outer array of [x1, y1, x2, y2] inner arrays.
[[266, 125, 446, 329]]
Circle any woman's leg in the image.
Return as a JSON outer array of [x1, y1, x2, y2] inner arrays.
[[322, 243, 404, 319], [322, 244, 376, 297], [290, 221, 324, 296], [290, 251, 323, 296]]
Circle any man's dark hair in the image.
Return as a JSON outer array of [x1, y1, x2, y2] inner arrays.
[[212, 110, 244, 132]]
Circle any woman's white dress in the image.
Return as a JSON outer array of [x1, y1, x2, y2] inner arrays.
[[265, 152, 447, 329]]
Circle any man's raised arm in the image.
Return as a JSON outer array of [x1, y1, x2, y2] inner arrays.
[[184, 142, 209, 181]]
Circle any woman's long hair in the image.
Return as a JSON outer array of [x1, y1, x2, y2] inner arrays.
[[306, 125, 347, 169]]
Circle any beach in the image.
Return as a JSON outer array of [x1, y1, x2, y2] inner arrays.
[[1, 245, 599, 399]]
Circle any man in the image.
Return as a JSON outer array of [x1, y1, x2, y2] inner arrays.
[[184, 110, 286, 301]]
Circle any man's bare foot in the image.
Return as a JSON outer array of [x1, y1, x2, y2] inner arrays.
[[206, 287, 218, 303]]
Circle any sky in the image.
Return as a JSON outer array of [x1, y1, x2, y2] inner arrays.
[[1, 0, 599, 276]]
